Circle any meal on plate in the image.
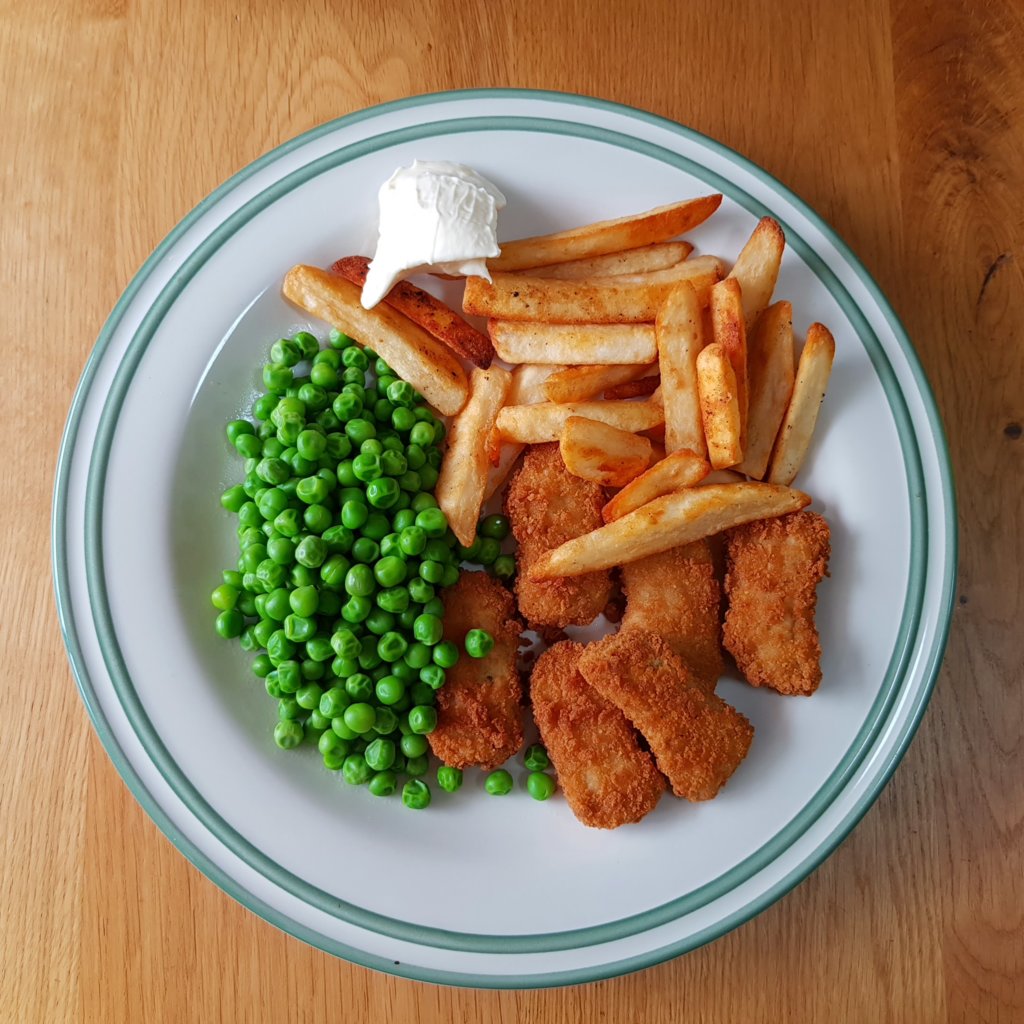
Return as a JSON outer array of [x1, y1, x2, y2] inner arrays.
[[212, 159, 835, 826]]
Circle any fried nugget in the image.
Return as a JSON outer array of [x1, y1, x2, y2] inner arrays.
[[530, 641, 665, 828], [578, 630, 753, 801], [621, 539, 725, 690], [723, 510, 831, 696], [428, 572, 523, 770], [505, 443, 612, 628]]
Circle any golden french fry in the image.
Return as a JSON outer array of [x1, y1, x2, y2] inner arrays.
[[737, 301, 795, 479], [436, 367, 512, 546], [560, 416, 653, 488], [602, 448, 711, 522], [767, 323, 835, 485], [490, 195, 722, 272], [697, 342, 743, 469], [489, 322, 657, 365], [603, 375, 660, 400], [495, 397, 664, 444], [710, 277, 748, 447], [544, 363, 654, 404], [529, 242, 692, 279], [727, 217, 785, 328], [463, 256, 724, 323], [282, 266, 468, 416], [531, 483, 811, 578], [507, 361, 566, 404], [656, 282, 707, 457]]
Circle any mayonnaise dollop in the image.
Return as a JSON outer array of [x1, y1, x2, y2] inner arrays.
[[361, 160, 506, 309]]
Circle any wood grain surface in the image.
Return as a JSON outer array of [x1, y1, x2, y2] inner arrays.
[[2, 0, 1022, 1020]]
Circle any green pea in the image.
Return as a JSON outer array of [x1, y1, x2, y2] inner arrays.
[[478, 514, 510, 540], [352, 452, 382, 482], [493, 554, 516, 580], [368, 770, 398, 797], [364, 737, 396, 771], [220, 485, 247, 513], [418, 465, 439, 490], [440, 564, 460, 588], [485, 769, 513, 796], [524, 744, 550, 772], [437, 765, 463, 793], [251, 653, 273, 678], [287, 585, 318, 618], [253, 618, 276, 647], [324, 432, 351, 459], [411, 613, 442, 646], [273, 720, 304, 749], [364, 607, 395, 636], [330, 628, 361, 659], [322, 525, 354, 554], [405, 444, 426, 471], [400, 732, 428, 758], [270, 337, 302, 367], [360, 438, 384, 457], [526, 772, 556, 801], [277, 660, 301, 694], [266, 536, 295, 569], [366, 477, 399, 508], [310, 362, 338, 389], [295, 535, 327, 568], [362, 513, 390, 541], [345, 672, 374, 702], [253, 393, 278, 421], [370, 556, 403, 589], [301, 658, 326, 682], [273, 508, 301, 538], [214, 609, 244, 639], [296, 429, 326, 461], [409, 681, 435, 707], [342, 753, 372, 785], [415, 507, 448, 538], [343, 702, 376, 734], [376, 586, 409, 614], [405, 754, 429, 778], [305, 636, 334, 662], [352, 537, 380, 564], [408, 421, 433, 447], [432, 640, 459, 668], [341, 595, 371, 623], [263, 363, 293, 394], [296, 475, 329, 505], [401, 642, 431, 670], [345, 417, 376, 447], [332, 655, 358, 679], [329, 328, 353, 350], [319, 729, 350, 759], [379, 533, 403, 558], [336, 459, 356, 486], [264, 673, 284, 699], [392, 406, 416, 432], [320, 553, 351, 589], [476, 538, 501, 566], [318, 590, 341, 617], [341, 346, 369, 371], [399, 526, 427, 557], [375, 631, 407, 663], [341, 499, 368, 530], [375, 675, 405, 706], [303, 504, 332, 534], [419, 664, 446, 690], [211, 583, 239, 611], [465, 629, 494, 659], [419, 560, 444, 585], [344, 563, 375, 597], [234, 433, 263, 459], [240, 625, 259, 652]]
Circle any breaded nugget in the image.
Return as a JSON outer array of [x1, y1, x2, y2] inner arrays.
[[579, 631, 754, 801], [621, 539, 725, 690], [428, 572, 523, 770], [530, 641, 665, 828], [505, 443, 612, 628], [723, 510, 831, 696]]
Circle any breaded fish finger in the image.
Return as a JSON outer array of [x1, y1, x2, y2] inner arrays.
[[531, 641, 665, 828], [579, 630, 753, 801], [428, 572, 524, 770]]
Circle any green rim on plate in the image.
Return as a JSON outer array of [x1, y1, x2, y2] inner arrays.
[[52, 89, 957, 988]]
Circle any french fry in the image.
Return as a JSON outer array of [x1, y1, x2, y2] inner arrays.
[[436, 367, 512, 546], [495, 397, 664, 444], [489, 322, 657, 365], [328, 256, 494, 368], [530, 483, 811, 578], [544, 363, 653, 404], [697, 343, 743, 469], [656, 282, 707, 457], [701, 469, 746, 485], [560, 417, 653, 488], [709, 277, 748, 446], [529, 242, 692, 279], [282, 266, 468, 416], [767, 323, 835, 485], [603, 375, 660, 400], [489, 195, 722, 272], [736, 301, 795, 479], [602, 448, 711, 522], [727, 217, 785, 328], [463, 256, 725, 323]]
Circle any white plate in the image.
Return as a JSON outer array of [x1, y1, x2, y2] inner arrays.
[[53, 90, 956, 988]]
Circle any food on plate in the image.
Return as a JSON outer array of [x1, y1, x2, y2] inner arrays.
[[620, 540, 725, 690], [736, 301, 795, 479], [436, 366, 512, 547], [603, 375, 660, 400], [505, 443, 612, 627], [656, 281, 707, 457], [330, 255, 494, 367], [489, 195, 722, 272], [528, 241, 692, 279], [462, 256, 725, 323], [601, 447, 710, 522], [495, 395, 664, 444], [361, 160, 505, 307], [709, 277, 748, 447], [723, 511, 831, 695], [429, 572, 524, 769], [726, 216, 785, 328], [530, 483, 811, 579], [489, 321, 657, 364], [530, 641, 665, 828], [559, 416, 653, 487], [767, 323, 836, 485], [282, 265, 468, 415], [543, 362, 654, 403], [696, 341, 743, 469], [578, 631, 754, 801]]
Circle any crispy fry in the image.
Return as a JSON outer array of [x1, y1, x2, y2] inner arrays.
[[736, 301, 795, 479], [578, 631, 753, 801], [601, 448, 710, 522], [697, 342, 743, 469], [436, 367, 512, 547], [463, 256, 724, 323], [727, 216, 785, 328], [328, 255, 494, 367], [544, 363, 653, 404], [489, 321, 657, 364], [529, 483, 811, 579], [560, 416, 652, 488], [603, 375, 660, 400], [282, 266, 468, 416], [710, 277, 748, 446], [656, 281, 707, 457], [495, 396, 664, 444], [530, 641, 665, 828], [529, 241, 692, 279], [767, 323, 835, 485], [489, 195, 722, 272]]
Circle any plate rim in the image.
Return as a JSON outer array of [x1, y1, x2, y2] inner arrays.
[[52, 88, 957, 988]]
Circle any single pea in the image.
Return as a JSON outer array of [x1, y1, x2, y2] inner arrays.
[[295, 535, 327, 568], [360, 437, 384, 457], [270, 337, 302, 367], [329, 328, 352, 350], [277, 660, 301, 694], [234, 433, 263, 459], [274, 508, 301, 538], [341, 367, 364, 386], [351, 537, 380, 564], [419, 664, 446, 690], [331, 716, 358, 741], [277, 697, 302, 722], [422, 539, 452, 565], [211, 583, 239, 611], [237, 501, 262, 529], [411, 492, 438, 513], [288, 585, 318, 618], [397, 733, 426, 761], [297, 383, 329, 411], [404, 444, 426, 472], [264, 673, 284, 699], [344, 563, 375, 597], [412, 613, 443, 646], [320, 553, 350, 589], [526, 772, 557, 801], [214, 609, 244, 639], [401, 779, 432, 811], [415, 508, 448, 539], [478, 514, 510, 541], [305, 636, 334, 663], [404, 753, 429, 778], [432, 640, 459, 668], [419, 560, 444, 585], [240, 625, 259, 651], [398, 525, 427, 557], [345, 416, 376, 447], [253, 393, 278, 421], [418, 465, 439, 491], [403, 642, 432, 670], [476, 538, 501, 566], [362, 513, 390, 541], [409, 681, 435, 707], [341, 595, 371, 623], [341, 346, 369, 371], [465, 629, 494, 659], [251, 653, 273, 679], [332, 655, 358, 679], [342, 753, 372, 786], [296, 475, 329, 505], [324, 432, 351, 459], [375, 675, 405, 706], [376, 631, 408, 664], [307, 708, 331, 732], [391, 660, 417, 684], [267, 537, 296, 570], [318, 590, 342, 617], [440, 564, 460, 588], [301, 658, 326, 682], [407, 421, 433, 448], [341, 499, 368, 530], [371, 555, 404, 589], [524, 744, 550, 772], [364, 737, 396, 772], [492, 554, 516, 580], [366, 477, 399, 508], [330, 627, 361, 659], [253, 618, 276, 647], [273, 720, 304, 750], [321, 525, 354, 554], [336, 459, 357, 486], [437, 765, 463, 793], [296, 429, 327, 461], [485, 769, 513, 796], [368, 770, 398, 797], [379, 533, 403, 559], [293, 681, 322, 712], [220, 485, 248, 513], [263, 363, 293, 394], [310, 362, 338, 389], [343, 702, 376, 734], [318, 729, 351, 759], [291, 330, 318, 360], [303, 504, 332, 534], [364, 607, 396, 636], [392, 407, 417, 433], [352, 452, 382, 483], [345, 672, 374, 702]]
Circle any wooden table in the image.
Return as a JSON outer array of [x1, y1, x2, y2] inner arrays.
[[4, 1, 1021, 1020]]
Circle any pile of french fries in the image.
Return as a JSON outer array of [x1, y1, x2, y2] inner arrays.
[[283, 194, 835, 571]]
